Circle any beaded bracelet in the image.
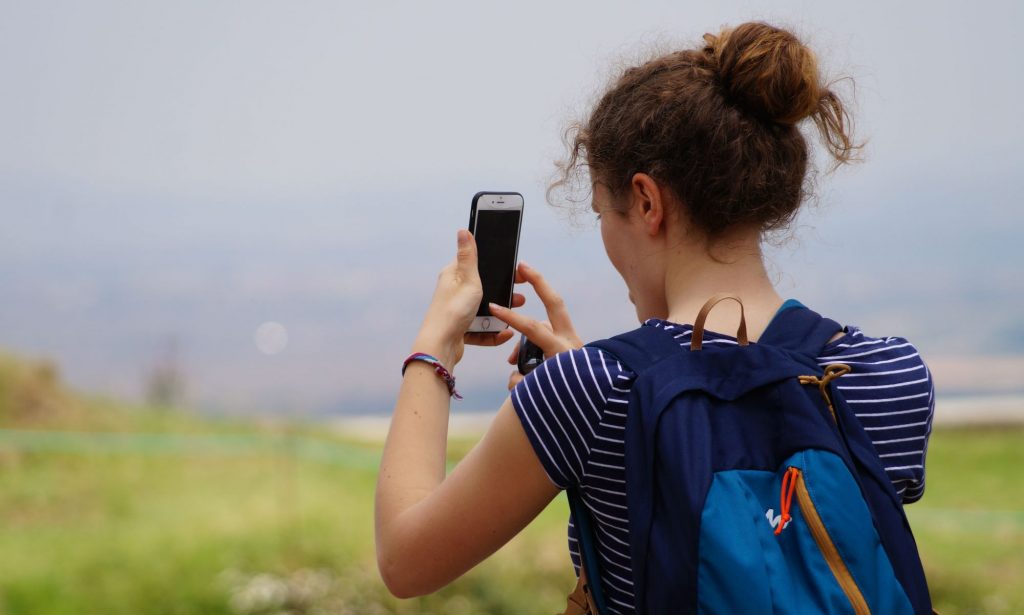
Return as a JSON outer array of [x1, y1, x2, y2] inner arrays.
[[402, 353, 463, 400]]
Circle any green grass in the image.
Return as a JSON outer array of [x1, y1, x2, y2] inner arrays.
[[1, 357, 1021, 613], [0, 425, 575, 615], [906, 427, 1024, 615], [3, 425, 1022, 614]]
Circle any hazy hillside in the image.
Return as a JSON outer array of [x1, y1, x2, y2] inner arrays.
[[3, 179, 1023, 417]]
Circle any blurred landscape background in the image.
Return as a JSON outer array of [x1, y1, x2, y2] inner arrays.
[[1, 0, 1022, 613]]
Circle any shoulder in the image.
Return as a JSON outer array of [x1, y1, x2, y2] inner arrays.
[[819, 326, 924, 361], [818, 325, 933, 412], [818, 326, 931, 388]]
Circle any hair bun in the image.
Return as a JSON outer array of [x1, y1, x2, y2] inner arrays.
[[703, 22, 822, 125]]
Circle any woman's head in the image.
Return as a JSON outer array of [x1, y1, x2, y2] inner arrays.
[[555, 21, 858, 241]]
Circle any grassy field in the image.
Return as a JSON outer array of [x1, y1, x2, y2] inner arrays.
[[0, 426, 580, 614], [1, 355, 1022, 613], [905, 427, 1024, 614]]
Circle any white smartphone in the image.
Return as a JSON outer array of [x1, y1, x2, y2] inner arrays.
[[467, 191, 524, 333]]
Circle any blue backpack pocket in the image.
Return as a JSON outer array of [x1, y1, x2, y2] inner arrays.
[[697, 450, 914, 615]]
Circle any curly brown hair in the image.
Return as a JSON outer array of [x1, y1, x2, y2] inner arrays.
[[551, 21, 859, 238]]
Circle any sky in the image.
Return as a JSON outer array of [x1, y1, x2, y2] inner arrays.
[[1, 0, 1022, 415]]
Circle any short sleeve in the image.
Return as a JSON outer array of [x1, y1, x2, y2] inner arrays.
[[510, 347, 632, 489], [822, 329, 936, 503]]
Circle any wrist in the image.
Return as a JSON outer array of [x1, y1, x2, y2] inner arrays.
[[402, 352, 462, 400], [411, 334, 458, 370]]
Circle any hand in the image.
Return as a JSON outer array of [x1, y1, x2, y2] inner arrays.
[[488, 262, 583, 388], [463, 292, 526, 349], [413, 230, 486, 368]]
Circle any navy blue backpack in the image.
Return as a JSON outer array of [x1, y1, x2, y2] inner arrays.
[[567, 295, 933, 615]]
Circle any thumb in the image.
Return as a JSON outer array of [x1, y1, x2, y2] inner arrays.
[[456, 229, 478, 277]]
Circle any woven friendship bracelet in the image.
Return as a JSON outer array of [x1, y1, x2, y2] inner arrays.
[[402, 353, 463, 400]]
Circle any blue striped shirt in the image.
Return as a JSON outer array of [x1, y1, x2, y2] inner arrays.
[[510, 317, 935, 615]]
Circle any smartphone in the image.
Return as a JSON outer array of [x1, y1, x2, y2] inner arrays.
[[467, 191, 524, 333]]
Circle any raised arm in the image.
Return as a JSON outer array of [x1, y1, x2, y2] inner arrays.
[[374, 230, 562, 597]]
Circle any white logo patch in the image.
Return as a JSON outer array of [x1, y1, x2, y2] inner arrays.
[[766, 508, 792, 531]]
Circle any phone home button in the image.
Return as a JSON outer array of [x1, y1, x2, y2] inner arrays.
[[481, 318, 491, 330]]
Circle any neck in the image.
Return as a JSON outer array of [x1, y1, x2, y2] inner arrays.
[[660, 233, 782, 342]]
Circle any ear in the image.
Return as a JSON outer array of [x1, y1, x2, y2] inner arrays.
[[629, 173, 666, 236]]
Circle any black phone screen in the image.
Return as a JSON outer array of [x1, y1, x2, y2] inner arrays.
[[473, 209, 521, 317]]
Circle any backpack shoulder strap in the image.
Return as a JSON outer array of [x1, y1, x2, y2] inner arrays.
[[586, 324, 683, 375], [568, 325, 681, 615], [757, 304, 843, 358]]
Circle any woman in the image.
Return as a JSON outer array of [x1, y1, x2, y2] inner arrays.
[[375, 21, 934, 614]]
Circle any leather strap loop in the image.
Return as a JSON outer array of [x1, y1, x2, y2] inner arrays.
[[691, 293, 749, 351], [558, 567, 599, 615]]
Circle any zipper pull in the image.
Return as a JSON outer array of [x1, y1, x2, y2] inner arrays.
[[775, 467, 800, 536]]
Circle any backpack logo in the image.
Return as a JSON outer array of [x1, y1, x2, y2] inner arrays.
[[765, 508, 791, 532]]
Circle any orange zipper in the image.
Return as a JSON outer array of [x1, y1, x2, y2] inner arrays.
[[788, 467, 872, 615]]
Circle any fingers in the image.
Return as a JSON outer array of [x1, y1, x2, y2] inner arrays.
[[507, 338, 521, 365], [492, 329, 516, 345], [455, 230, 479, 281], [511, 293, 526, 309], [463, 329, 515, 347], [488, 303, 563, 355], [515, 262, 574, 333]]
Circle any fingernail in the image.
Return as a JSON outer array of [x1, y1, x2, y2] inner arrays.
[[519, 261, 531, 271], [457, 229, 469, 245], [488, 302, 504, 311]]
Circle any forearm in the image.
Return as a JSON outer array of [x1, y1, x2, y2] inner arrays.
[[378, 367, 451, 505], [375, 337, 458, 562], [376, 388, 559, 598]]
